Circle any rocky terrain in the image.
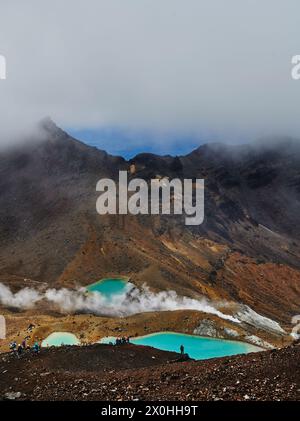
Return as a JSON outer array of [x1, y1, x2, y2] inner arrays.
[[1, 308, 289, 355], [0, 342, 299, 401]]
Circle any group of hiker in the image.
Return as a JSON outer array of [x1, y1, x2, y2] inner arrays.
[[115, 336, 130, 345], [114, 338, 185, 356], [113, 337, 185, 355], [9, 339, 40, 357]]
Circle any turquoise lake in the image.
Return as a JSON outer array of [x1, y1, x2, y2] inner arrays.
[[100, 332, 261, 360], [42, 332, 80, 347], [86, 278, 131, 298]]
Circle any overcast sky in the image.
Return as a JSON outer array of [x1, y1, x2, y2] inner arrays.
[[0, 0, 300, 154]]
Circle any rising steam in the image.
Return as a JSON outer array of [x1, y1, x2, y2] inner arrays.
[[0, 283, 41, 309], [0, 282, 239, 323]]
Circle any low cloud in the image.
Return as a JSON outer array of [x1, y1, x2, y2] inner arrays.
[[0, 1, 300, 148]]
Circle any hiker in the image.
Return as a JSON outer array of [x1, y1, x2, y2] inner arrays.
[[9, 341, 17, 351], [9, 341, 17, 353], [17, 344, 23, 358], [33, 341, 40, 354], [22, 339, 26, 349], [180, 344, 184, 355]]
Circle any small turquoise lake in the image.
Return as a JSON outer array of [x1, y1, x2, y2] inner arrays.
[[42, 332, 80, 347], [100, 332, 261, 360], [86, 278, 131, 298]]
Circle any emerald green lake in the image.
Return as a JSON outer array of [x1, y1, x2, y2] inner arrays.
[[86, 278, 130, 298]]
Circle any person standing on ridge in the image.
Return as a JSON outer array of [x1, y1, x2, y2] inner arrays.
[[17, 344, 23, 358], [180, 344, 184, 355], [33, 341, 40, 354]]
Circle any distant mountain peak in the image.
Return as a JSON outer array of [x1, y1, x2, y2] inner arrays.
[[38, 116, 59, 133]]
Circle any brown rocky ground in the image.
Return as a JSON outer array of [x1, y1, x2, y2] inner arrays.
[[0, 307, 290, 354], [0, 342, 299, 401], [1, 221, 299, 326]]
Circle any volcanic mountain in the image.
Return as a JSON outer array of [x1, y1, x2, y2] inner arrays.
[[0, 118, 299, 330]]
